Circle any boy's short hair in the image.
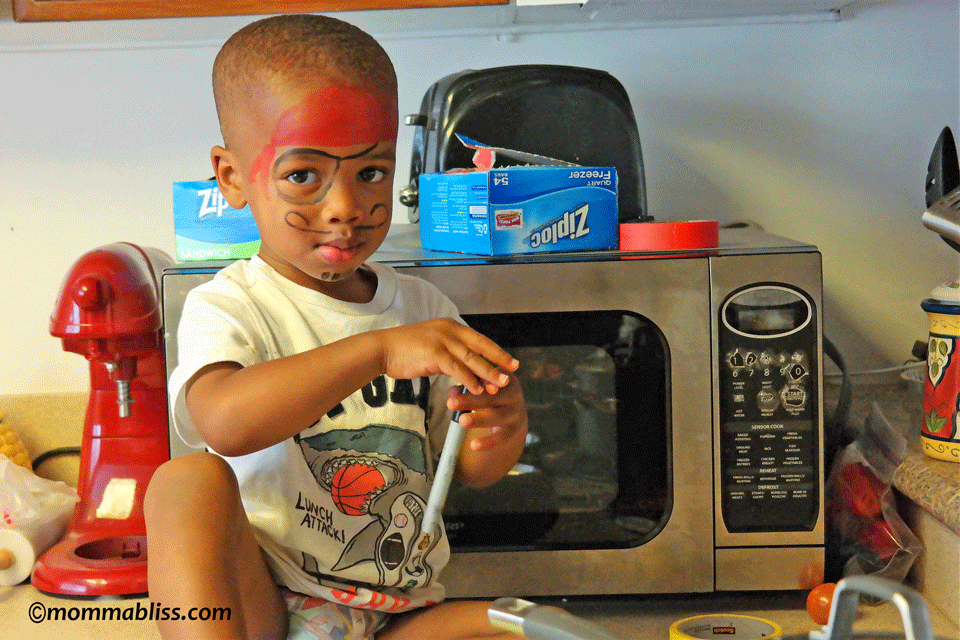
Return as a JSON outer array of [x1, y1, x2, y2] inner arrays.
[[213, 14, 398, 150]]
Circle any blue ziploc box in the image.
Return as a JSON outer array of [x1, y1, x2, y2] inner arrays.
[[418, 166, 618, 255], [173, 181, 260, 261], [417, 136, 618, 255]]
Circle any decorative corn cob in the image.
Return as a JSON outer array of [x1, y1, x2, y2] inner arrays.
[[0, 410, 32, 471]]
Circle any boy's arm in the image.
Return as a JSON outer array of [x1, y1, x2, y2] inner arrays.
[[186, 329, 382, 456], [448, 375, 528, 488], [186, 318, 518, 457]]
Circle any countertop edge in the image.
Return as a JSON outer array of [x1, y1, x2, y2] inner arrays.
[[893, 443, 960, 537]]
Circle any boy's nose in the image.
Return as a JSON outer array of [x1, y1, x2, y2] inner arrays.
[[319, 181, 363, 225]]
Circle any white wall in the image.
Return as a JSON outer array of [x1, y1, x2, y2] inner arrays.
[[1, 0, 957, 394]]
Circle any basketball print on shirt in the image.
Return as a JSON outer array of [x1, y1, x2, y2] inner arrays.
[[297, 423, 441, 589], [330, 461, 388, 515]]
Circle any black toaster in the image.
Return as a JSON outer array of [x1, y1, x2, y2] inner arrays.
[[400, 65, 649, 224]]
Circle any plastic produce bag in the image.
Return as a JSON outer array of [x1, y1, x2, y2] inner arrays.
[[0, 455, 78, 585], [825, 404, 922, 593]]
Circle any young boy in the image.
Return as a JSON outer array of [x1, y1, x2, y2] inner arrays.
[[144, 14, 528, 640]]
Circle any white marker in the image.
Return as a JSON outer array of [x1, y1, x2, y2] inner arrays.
[[422, 387, 469, 543]]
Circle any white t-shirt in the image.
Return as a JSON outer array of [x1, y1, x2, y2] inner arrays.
[[168, 256, 459, 612]]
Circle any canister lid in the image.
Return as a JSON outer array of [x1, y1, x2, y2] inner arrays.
[[928, 279, 960, 303]]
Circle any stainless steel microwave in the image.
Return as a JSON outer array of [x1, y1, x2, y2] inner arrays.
[[160, 225, 824, 598]]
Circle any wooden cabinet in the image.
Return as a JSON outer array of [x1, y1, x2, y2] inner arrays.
[[11, 0, 506, 22], [9, 0, 874, 27]]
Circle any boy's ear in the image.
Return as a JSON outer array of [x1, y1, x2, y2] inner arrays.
[[210, 145, 248, 209]]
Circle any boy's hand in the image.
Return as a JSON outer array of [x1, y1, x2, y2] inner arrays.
[[447, 375, 527, 452], [377, 318, 526, 488], [446, 372, 527, 488], [378, 318, 519, 396]]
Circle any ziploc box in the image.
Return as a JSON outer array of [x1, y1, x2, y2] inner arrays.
[[173, 181, 260, 261], [417, 150, 618, 256]]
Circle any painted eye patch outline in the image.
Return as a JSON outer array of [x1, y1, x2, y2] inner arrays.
[[277, 143, 391, 235]]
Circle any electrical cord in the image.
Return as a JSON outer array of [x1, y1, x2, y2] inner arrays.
[[822, 334, 853, 474], [32, 446, 81, 470], [824, 360, 924, 378]]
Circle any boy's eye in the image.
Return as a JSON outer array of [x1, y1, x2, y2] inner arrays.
[[358, 167, 389, 183], [286, 170, 318, 185]]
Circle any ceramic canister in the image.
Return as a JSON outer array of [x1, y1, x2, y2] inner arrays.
[[921, 279, 960, 462]]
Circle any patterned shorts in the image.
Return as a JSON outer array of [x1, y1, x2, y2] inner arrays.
[[282, 589, 390, 640]]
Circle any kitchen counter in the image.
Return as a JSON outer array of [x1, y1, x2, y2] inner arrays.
[[2, 582, 958, 640], [895, 441, 960, 536]]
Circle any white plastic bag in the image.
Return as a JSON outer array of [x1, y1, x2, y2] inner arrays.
[[0, 455, 79, 585]]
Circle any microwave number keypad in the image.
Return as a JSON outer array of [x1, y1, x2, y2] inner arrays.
[[726, 349, 810, 417]]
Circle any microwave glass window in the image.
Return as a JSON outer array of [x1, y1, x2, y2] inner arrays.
[[448, 311, 670, 552], [723, 287, 810, 336], [733, 307, 794, 334]]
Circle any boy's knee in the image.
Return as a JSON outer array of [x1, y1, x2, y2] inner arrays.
[[145, 452, 237, 517]]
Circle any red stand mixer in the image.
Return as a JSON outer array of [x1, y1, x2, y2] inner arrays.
[[32, 243, 172, 596]]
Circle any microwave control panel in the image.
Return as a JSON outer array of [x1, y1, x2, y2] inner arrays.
[[718, 284, 819, 533]]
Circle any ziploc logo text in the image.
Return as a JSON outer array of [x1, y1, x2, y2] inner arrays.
[[197, 186, 231, 221], [527, 204, 590, 248]]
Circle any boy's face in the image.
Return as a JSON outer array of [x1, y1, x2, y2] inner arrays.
[[215, 77, 399, 295]]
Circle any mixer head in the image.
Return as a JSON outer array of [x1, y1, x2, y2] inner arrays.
[[50, 243, 171, 417]]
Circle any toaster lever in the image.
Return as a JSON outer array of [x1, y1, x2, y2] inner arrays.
[[399, 183, 418, 207], [406, 114, 430, 127]]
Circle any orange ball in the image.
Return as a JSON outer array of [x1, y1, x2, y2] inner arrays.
[[806, 582, 837, 625]]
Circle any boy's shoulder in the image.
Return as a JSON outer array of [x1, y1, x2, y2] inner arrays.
[[186, 258, 260, 300], [383, 262, 434, 294], [216, 257, 260, 283], [183, 259, 292, 321], [385, 264, 459, 319]]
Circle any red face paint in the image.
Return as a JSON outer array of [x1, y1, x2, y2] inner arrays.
[[249, 84, 398, 186]]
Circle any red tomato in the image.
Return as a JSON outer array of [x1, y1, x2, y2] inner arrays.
[[806, 582, 836, 625], [837, 463, 884, 518], [861, 518, 900, 559]]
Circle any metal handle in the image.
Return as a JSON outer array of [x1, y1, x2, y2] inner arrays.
[[921, 185, 960, 247], [812, 576, 935, 640], [489, 597, 627, 640]]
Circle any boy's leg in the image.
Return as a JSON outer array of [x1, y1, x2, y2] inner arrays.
[[144, 452, 289, 640], [378, 600, 522, 640]]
